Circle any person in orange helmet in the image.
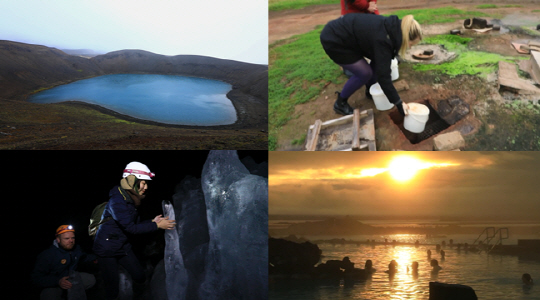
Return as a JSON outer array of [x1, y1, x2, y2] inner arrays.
[[31, 225, 97, 300]]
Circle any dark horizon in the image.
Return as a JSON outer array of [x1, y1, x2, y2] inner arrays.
[[269, 214, 540, 223]]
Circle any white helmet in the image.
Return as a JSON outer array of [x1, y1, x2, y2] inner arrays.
[[123, 161, 155, 180]]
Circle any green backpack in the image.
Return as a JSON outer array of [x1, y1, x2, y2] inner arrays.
[[88, 202, 112, 238]]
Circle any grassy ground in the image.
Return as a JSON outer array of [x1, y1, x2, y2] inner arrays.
[[269, 0, 335, 11], [268, 6, 505, 150], [269, 26, 344, 150], [415, 34, 521, 77]]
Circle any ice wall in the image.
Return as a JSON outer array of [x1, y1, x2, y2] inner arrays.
[[200, 150, 268, 300], [158, 150, 268, 300], [162, 200, 188, 300]]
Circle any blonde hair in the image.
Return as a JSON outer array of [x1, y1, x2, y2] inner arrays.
[[399, 15, 423, 56]]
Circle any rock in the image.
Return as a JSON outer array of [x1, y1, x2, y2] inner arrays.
[[436, 96, 469, 125], [269, 238, 321, 274], [433, 131, 465, 151], [240, 156, 268, 178], [429, 282, 477, 300], [463, 18, 488, 30]]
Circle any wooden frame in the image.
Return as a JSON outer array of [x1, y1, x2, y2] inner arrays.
[[305, 109, 376, 151]]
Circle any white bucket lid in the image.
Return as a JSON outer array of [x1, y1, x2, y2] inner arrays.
[[407, 103, 429, 115]]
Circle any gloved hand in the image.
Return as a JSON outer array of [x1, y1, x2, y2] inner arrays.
[[395, 99, 408, 116]]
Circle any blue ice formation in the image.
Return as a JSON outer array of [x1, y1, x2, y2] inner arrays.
[[199, 150, 268, 300], [162, 200, 189, 300]]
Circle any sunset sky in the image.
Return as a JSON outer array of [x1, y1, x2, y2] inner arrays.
[[269, 152, 540, 219]]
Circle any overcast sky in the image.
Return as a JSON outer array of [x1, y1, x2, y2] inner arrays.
[[270, 152, 540, 220], [0, 0, 267, 64]]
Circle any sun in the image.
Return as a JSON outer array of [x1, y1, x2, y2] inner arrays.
[[388, 156, 423, 182]]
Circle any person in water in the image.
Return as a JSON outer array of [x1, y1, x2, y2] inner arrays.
[[32, 225, 97, 300], [430, 259, 442, 272], [320, 14, 422, 115], [411, 261, 419, 273], [386, 259, 398, 273], [365, 259, 376, 274], [522, 273, 534, 286]]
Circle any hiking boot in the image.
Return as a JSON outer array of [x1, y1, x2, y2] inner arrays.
[[334, 92, 354, 115]]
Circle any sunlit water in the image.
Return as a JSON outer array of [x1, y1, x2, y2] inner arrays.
[[270, 234, 540, 300], [27, 74, 236, 125]]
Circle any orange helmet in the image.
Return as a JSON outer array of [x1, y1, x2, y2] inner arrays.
[[56, 225, 75, 235]]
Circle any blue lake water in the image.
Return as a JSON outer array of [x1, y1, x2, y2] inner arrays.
[[27, 74, 236, 126]]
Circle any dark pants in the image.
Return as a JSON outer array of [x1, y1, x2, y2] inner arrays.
[[39, 272, 95, 300], [339, 58, 378, 99], [98, 249, 146, 300]]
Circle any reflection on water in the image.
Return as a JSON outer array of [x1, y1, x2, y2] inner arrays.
[[27, 74, 236, 126], [270, 234, 540, 300]]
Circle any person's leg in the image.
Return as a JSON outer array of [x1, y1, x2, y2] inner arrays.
[[79, 272, 96, 290], [365, 59, 378, 99], [333, 59, 374, 115], [118, 249, 145, 283], [40, 287, 64, 300], [118, 249, 146, 296], [339, 59, 374, 99], [98, 257, 120, 300]]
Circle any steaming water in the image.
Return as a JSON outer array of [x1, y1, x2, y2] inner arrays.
[[270, 234, 540, 300], [27, 74, 236, 126]]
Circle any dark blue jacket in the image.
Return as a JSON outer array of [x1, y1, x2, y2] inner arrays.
[[31, 240, 96, 288], [93, 186, 158, 257]]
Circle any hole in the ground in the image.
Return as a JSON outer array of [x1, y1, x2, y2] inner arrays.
[[389, 100, 450, 144]]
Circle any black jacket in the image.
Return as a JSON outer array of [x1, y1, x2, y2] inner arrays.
[[320, 13, 402, 104], [31, 240, 96, 288], [93, 186, 157, 257]]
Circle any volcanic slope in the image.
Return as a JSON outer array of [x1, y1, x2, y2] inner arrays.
[[0, 40, 268, 149]]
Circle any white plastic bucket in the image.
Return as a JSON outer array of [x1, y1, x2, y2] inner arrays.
[[391, 58, 399, 81], [369, 83, 394, 111], [404, 103, 430, 133]]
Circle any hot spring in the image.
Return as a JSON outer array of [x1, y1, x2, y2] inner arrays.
[[27, 74, 237, 126]]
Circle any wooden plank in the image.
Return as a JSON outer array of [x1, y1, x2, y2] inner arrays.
[[511, 42, 530, 54], [531, 50, 540, 85], [498, 61, 540, 95], [358, 109, 376, 150], [319, 114, 353, 129], [352, 109, 361, 150], [305, 109, 376, 151], [305, 119, 322, 151]]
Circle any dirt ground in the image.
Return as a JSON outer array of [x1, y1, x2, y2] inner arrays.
[[270, 1, 540, 150]]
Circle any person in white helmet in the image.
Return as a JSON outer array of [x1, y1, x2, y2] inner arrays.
[[93, 161, 176, 300]]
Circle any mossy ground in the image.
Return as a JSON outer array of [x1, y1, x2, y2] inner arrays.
[[415, 34, 521, 77]]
